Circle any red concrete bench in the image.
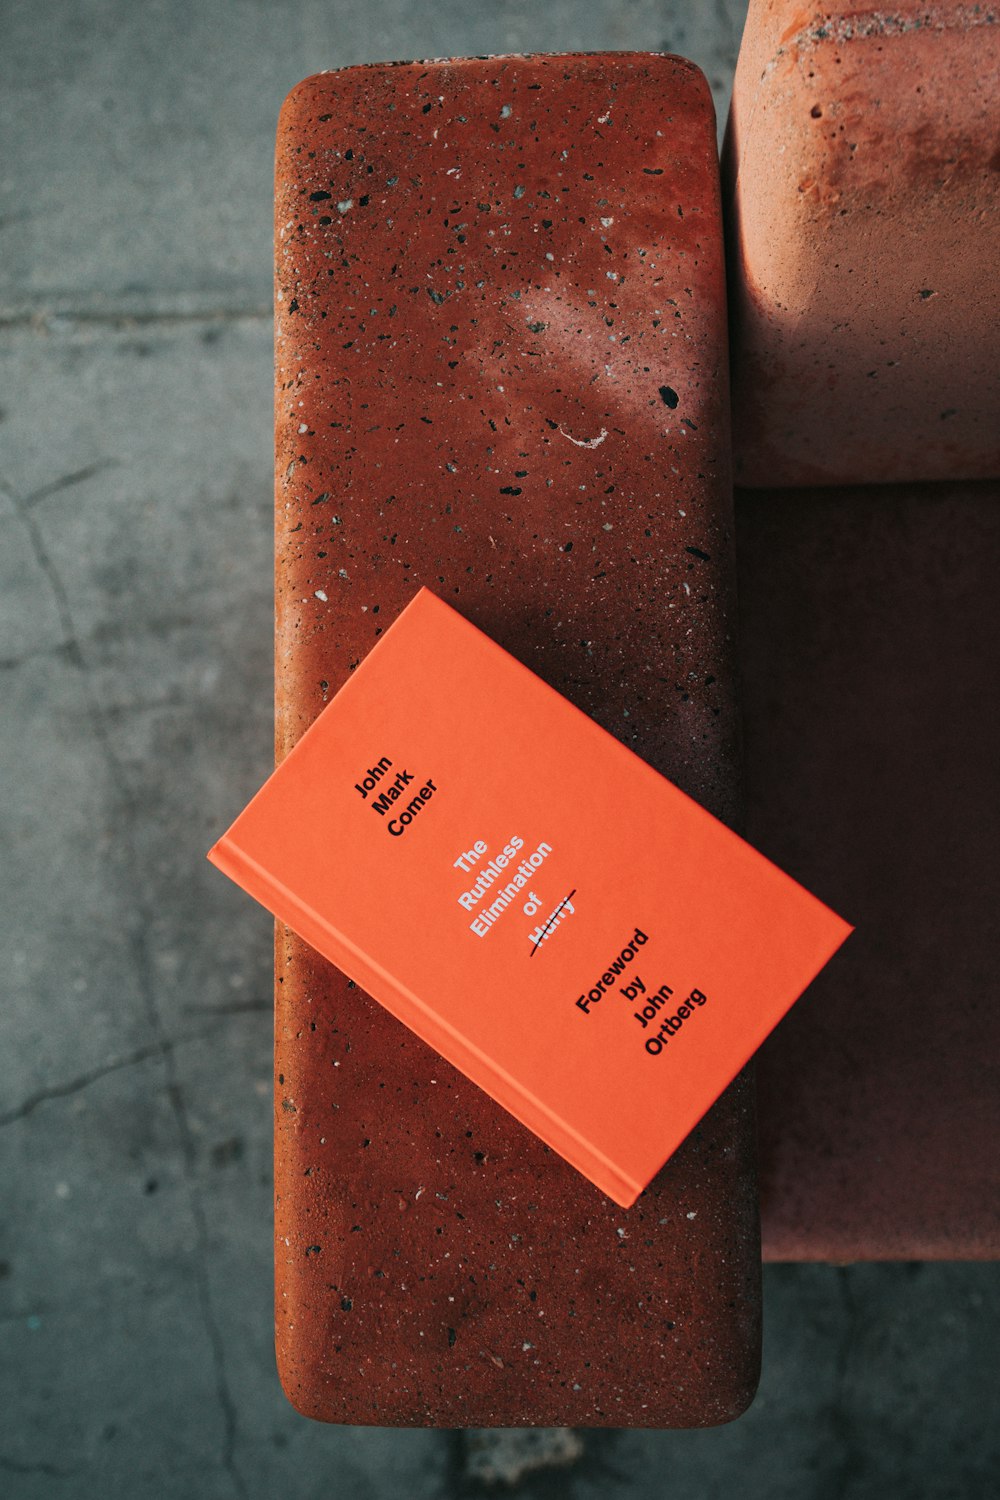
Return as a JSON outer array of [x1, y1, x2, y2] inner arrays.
[[724, 0, 1000, 486], [273, 54, 760, 1428]]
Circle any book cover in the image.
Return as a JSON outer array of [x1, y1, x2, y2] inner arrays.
[[209, 586, 851, 1207]]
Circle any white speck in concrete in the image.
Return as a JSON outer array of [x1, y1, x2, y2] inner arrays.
[[559, 426, 608, 448]]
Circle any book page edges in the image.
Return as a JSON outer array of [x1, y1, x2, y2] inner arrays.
[[207, 835, 644, 1208]]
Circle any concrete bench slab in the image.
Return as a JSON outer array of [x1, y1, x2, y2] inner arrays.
[[273, 53, 760, 1427]]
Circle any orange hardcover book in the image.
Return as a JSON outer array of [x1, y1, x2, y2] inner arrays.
[[209, 587, 851, 1207]]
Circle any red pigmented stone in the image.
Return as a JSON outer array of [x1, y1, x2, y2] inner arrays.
[[274, 54, 760, 1427], [725, 1, 1000, 487]]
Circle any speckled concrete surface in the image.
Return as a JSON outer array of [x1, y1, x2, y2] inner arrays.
[[725, 0, 1000, 487], [1, 1, 998, 1496], [272, 52, 759, 1430]]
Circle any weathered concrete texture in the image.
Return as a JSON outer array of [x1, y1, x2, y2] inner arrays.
[[724, 0, 1000, 486], [0, 1059, 242, 1500], [573, 1264, 1000, 1500], [0, 0, 745, 310], [736, 481, 1000, 1260], [465, 1426, 585, 1486], [0, 317, 275, 1066], [0, 320, 270, 1499], [273, 53, 760, 1430]]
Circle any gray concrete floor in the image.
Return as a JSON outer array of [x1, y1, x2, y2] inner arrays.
[[1, 1, 997, 1496]]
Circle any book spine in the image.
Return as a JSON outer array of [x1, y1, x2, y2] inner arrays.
[[207, 835, 642, 1207]]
